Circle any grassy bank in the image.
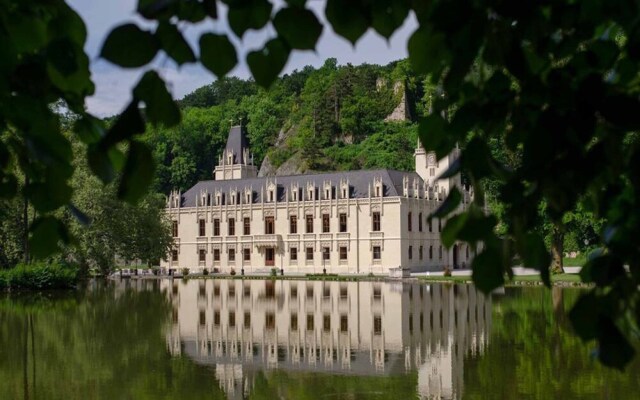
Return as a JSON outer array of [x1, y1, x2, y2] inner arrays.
[[419, 273, 585, 286], [0, 262, 80, 291]]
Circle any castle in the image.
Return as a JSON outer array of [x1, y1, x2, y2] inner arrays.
[[162, 126, 475, 274]]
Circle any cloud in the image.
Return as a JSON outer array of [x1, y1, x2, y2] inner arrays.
[[69, 0, 417, 117]]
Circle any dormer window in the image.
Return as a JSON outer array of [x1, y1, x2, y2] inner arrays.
[[228, 153, 233, 164], [293, 190, 298, 201], [375, 186, 380, 197], [245, 191, 251, 204], [308, 189, 314, 201], [216, 194, 221, 205], [342, 188, 347, 198], [269, 191, 274, 202], [325, 189, 330, 199]]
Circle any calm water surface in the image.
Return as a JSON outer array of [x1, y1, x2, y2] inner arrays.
[[0, 279, 638, 399]]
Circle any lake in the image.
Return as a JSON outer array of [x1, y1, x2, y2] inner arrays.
[[1, 279, 638, 399]]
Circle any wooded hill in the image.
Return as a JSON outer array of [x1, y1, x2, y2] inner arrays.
[[143, 58, 433, 195]]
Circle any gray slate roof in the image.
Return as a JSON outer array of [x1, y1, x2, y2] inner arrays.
[[181, 169, 421, 207], [225, 125, 249, 164]]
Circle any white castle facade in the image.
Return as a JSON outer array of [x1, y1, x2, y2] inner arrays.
[[162, 126, 475, 274]]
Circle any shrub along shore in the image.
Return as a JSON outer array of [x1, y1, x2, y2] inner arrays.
[[0, 262, 80, 291]]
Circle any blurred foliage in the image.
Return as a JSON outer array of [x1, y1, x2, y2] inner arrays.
[[1, 0, 639, 368]]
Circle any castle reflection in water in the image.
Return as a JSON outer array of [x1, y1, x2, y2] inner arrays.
[[161, 279, 491, 399]]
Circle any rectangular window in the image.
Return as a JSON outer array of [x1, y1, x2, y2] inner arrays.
[[199, 249, 206, 262], [228, 248, 235, 262], [244, 312, 251, 329], [214, 311, 220, 326], [265, 216, 275, 234], [213, 218, 220, 236], [340, 315, 348, 332], [374, 315, 382, 335], [229, 311, 235, 327], [307, 314, 314, 331], [243, 248, 250, 261], [408, 212, 412, 232], [322, 247, 330, 261], [266, 312, 275, 330], [409, 245, 413, 260], [322, 214, 330, 233], [228, 218, 235, 236], [372, 246, 381, 260], [290, 215, 297, 233], [438, 219, 442, 232], [213, 249, 220, 261], [290, 247, 298, 261], [306, 215, 314, 233], [419, 213, 423, 232], [291, 313, 298, 331], [323, 314, 330, 331], [172, 220, 178, 237], [306, 247, 314, 261], [372, 211, 381, 231], [339, 246, 347, 260], [428, 218, 433, 233], [439, 246, 443, 259], [243, 217, 250, 235], [171, 249, 178, 262], [339, 213, 347, 232], [419, 246, 423, 260], [199, 219, 205, 236]]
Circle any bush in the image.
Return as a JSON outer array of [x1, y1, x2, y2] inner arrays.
[[0, 262, 79, 290], [270, 268, 278, 277], [181, 268, 190, 276], [203, 268, 209, 276], [443, 267, 452, 277], [230, 268, 236, 276]]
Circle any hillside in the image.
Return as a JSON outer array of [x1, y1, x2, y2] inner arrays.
[[143, 58, 435, 194]]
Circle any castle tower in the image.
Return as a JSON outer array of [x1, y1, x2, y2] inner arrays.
[[415, 140, 461, 194], [213, 125, 258, 180]]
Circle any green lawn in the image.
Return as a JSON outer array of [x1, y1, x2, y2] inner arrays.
[[418, 273, 584, 285]]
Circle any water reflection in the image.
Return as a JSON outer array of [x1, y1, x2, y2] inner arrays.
[[163, 279, 491, 399]]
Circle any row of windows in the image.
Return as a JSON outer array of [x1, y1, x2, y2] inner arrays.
[[408, 245, 444, 261], [194, 310, 381, 334], [197, 185, 372, 206], [172, 246, 382, 263], [182, 213, 363, 238], [174, 211, 443, 239], [407, 212, 442, 233]]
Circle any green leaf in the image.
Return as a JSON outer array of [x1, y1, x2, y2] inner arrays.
[[227, 0, 273, 38], [100, 101, 146, 150], [438, 157, 460, 179], [29, 217, 69, 259], [156, 22, 196, 65], [100, 23, 159, 68], [273, 8, 323, 50], [408, 27, 449, 75], [441, 213, 467, 248], [597, 317, 636, 370], [579, 254, 625, 287], [133, 70, 181, 127], [418, 114, 455, 159], [199, 33, 238, 78], [471, 246, 505, 294], [325, 0, 370, 45], [371, 0, 409, 39], [247, 38, 290, 88], [118, 141, 155, 203], [74, 115, 105, 145], [569, 292, 599, 341], [428, 187, 461, 220], [518, 233, 551, 286]]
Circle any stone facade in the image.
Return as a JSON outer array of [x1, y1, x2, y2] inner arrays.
[[162, 126, 475, 274]]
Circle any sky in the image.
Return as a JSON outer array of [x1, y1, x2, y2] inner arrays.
[[67, 0, 417, 117]]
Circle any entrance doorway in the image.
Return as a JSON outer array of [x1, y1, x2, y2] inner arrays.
[[265, 248, 275, 266], [452, 244, 459, 269]]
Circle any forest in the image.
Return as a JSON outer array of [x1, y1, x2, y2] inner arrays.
[[0, 58, 600, 275]]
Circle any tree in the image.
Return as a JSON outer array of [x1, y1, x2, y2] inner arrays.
[[1, 0, 639, 368]]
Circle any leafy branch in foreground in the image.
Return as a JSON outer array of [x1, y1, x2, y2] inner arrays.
[[1, 0, 639, 369]]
